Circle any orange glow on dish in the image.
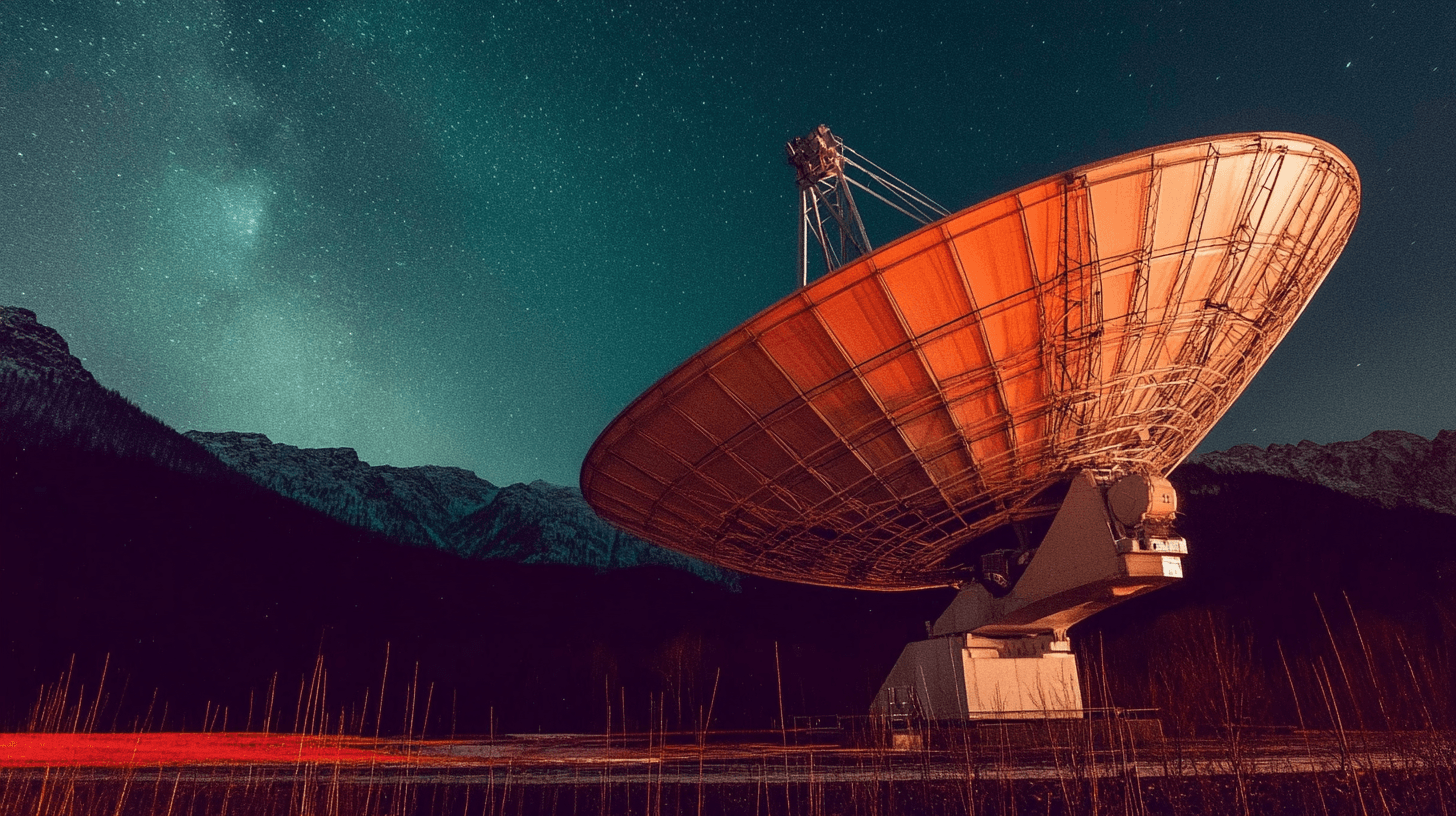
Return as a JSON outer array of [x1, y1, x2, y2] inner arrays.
[[582, 133, 1360, 590]]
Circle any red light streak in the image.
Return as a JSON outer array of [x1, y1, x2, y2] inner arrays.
[[0, 733, 417, 768]]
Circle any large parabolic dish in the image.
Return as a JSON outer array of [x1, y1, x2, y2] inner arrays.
[[581, 132, 1360, 590]]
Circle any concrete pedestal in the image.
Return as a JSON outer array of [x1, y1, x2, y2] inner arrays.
[[874, 633, 1083, 720], [871, 472, 1186, 724]]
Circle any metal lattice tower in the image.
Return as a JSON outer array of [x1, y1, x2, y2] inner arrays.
[[787, 125, 950, 287]]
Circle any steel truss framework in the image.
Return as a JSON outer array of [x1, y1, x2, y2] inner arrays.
[[787, 125, 950, 287], [581, 133, 1360, 590]]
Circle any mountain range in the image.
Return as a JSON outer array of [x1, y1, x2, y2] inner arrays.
[[0, 304, 733, 586], [184, 430, 737, 586], [1193, 430, 1456, 517]]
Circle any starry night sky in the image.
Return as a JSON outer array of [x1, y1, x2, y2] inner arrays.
[[2, 0, 1452, 486]]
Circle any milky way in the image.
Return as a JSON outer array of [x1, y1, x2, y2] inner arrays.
[[2, 0, 1452, 485]]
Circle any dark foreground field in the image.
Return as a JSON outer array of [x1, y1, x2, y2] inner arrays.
[[2, 724, 1454, 815], [6, 328, 1456, 813]]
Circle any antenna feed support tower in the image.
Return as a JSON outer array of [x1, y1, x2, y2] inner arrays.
[[787, 125, 872, 289], [786, 125, 950, 289]]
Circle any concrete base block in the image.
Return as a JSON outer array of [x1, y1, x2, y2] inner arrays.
[[873, 634, 1084, 721]]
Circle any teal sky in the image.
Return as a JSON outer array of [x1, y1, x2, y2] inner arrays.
[[2, 0, 1452, 485]]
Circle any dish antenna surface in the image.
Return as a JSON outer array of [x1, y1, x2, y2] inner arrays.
[[582, 131, 1359, 591], [582, 129, 1358, 721]]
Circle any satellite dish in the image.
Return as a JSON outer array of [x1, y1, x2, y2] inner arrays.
[[581, 132, 1359, 591]]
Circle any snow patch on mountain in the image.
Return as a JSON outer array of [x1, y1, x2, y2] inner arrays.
[[187, 430, 739, 586], [1192, 430, 1456, 516], [0, 307, 97, 386], [186, 431, 497, 548]]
